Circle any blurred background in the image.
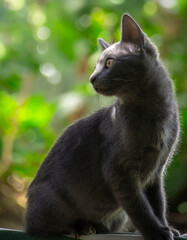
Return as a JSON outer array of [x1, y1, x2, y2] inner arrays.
[[0, 0, 187, 234]]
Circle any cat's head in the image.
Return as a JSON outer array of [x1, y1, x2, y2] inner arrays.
[[90, 13, 158, 98]]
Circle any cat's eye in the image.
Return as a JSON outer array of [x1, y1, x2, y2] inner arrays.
[[106, 58, 114, 68]]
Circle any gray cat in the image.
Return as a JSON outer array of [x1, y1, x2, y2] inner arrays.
[[26, 14, 180, 240]]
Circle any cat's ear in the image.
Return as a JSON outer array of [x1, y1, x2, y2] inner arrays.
[[121, 13, 144, 49], [98, 38, 110, 51]]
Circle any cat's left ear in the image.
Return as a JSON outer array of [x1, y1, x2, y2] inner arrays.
[[98, 38, 110, 51], [121, 13, 144, 49]]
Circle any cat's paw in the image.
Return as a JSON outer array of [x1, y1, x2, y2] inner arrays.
[[170, 227, 180, 236], [81, 225, 96, 235], [74, 221, 96, 238], [156, 226, 174, 240], [145, 226, 174, 240]]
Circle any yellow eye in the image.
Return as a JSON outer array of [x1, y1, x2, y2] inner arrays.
[[106, 58, 113, 68]]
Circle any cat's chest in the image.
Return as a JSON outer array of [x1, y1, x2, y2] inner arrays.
[[103, 104, 176, 153], [102, 106, 174, 184], [110, 105, 169, 144]]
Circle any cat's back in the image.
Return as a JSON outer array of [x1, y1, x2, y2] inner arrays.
[[55, 105, 111, 160], [30, 105, 112, 185]]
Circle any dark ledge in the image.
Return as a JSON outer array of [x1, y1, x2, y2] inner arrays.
[[0, 228, 187, 240]]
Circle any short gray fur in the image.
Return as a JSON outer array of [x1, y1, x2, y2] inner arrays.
[[26, 13, 180, 240]]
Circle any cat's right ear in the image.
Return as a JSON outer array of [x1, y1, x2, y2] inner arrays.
[[98, 38, 110, 51], [121, 13, 144, 49]]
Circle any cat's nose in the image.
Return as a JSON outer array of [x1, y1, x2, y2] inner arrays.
[[89, 74, 96, 84]]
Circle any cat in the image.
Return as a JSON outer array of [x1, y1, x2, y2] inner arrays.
[[26, 13, 180, 240]]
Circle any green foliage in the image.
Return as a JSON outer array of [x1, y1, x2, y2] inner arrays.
[[18, 96, 55, 129], [0, 0, 187, 226], [0, 91, 18, 132]]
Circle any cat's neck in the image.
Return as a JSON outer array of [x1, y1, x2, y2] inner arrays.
[[114, 64, 175, 120], [119, 61, 173, 107]]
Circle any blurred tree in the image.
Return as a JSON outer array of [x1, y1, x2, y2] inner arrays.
[[0, 0, 187, 233]]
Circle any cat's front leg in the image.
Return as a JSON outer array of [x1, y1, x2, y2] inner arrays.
[[145, 175, 180, 236], [117, 189, 173, 240], [109, 173, 173, 240]]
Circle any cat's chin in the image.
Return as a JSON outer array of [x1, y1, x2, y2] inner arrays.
[[94, 87, 115, 96]]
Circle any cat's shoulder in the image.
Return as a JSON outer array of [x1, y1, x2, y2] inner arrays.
[[61, 105, 112, 138]]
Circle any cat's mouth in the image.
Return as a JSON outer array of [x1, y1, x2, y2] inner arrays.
[[92, 81, 113, 93], [94, 87, 99, 92], [94, 86, 105, 92], [93, 86, 115, 96]]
